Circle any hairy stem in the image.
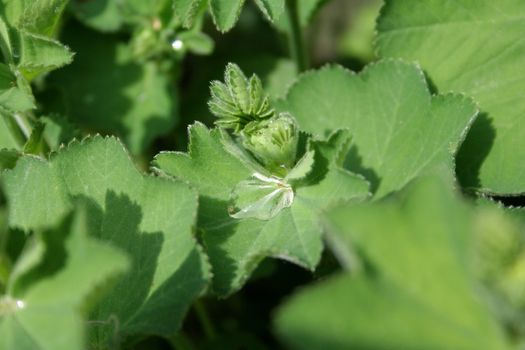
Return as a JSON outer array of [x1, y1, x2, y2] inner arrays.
[[285, 0, 308, 72]]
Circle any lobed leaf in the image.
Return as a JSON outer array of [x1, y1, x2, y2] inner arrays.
[[2, 136, 210, 347], [280, 60, 477, 199], [0, 206, 129, 350], [153, 123, 369, 296], [275, 177, 510, 350], [376, 0, 525, 195]]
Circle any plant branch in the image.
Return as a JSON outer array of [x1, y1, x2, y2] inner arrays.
[[285, 0, 308, 72]]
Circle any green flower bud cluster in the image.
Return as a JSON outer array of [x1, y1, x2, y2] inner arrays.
[[208, 63, 274, 132], [242, 113, 298, 176], [209, 64, 300, 177]]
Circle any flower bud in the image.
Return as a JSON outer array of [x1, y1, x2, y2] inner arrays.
[[242, 113, 299, 176], [208, 63, 274, 133]]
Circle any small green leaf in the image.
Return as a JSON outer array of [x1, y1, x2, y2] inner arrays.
[[17, 0, 69, 37], [177, 31, 214, 55], [253, 0, 285, 22], [226, 63, 251, 114], [22, 121, 45, 155], [209, 0, 245, 32], [0, 64, 34, 112], [70, 0, 125, 32], [173, 0, 205, 28], [281, 60, 477, 199], [275, 177, 510, 350], [17, 31, 74, 78]]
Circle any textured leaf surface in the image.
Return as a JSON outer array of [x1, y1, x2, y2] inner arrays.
[[48, 24, 176, 154], [173, 0, 204, 28], [154, 123, 369, 295], [18, 31, 73, 78], [209, 0, 245, 32], [16, 0, 69, 36], [253, 0, 285, 22], [376, 0, 525, 195], [0, 64, 34, 112], [0, 206, 129, 350], [2, 136, 209, 346], [281, 60, 477, 199], [275, 177, 509, 350]]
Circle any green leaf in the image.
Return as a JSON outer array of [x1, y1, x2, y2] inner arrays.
[[17, 31, 74, 78], [177, 31, 214, 55], [16, 0, 69, 37], [209, 0, 245, 32], [0, 63, 34, 112], [253, 0, 285, 22], [173, 0, 205, 28], [70, 0, 125, 32], [40, 114, 79, 150], [0, 205, 129, 350], [376, 0, 525, 195], [48, 24, 177, 154], [275, 177, 510, 350], [2, 136, 210, 346], [153, 123, 369, 295], [281, 60, 477, 199]]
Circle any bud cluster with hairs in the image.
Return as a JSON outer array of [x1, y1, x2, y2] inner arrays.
[[209, 63, 300, 177]]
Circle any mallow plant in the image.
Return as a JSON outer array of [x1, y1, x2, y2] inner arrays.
[[1, 0, 525, 349]]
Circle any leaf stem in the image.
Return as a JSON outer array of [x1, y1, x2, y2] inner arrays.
[[194, 299, 216, 340], [285, 0, 308, 72], [2, 112, 28, 148]]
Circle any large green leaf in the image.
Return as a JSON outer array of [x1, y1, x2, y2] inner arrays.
[[2, 136, 209, 347], [280, 60, 477, 199], [275, 177, 510, 350], [0, 206, 129, 350], [48, 24, 177, 154], [153, 123, 369, 296], [376, 0, 525, 195]]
